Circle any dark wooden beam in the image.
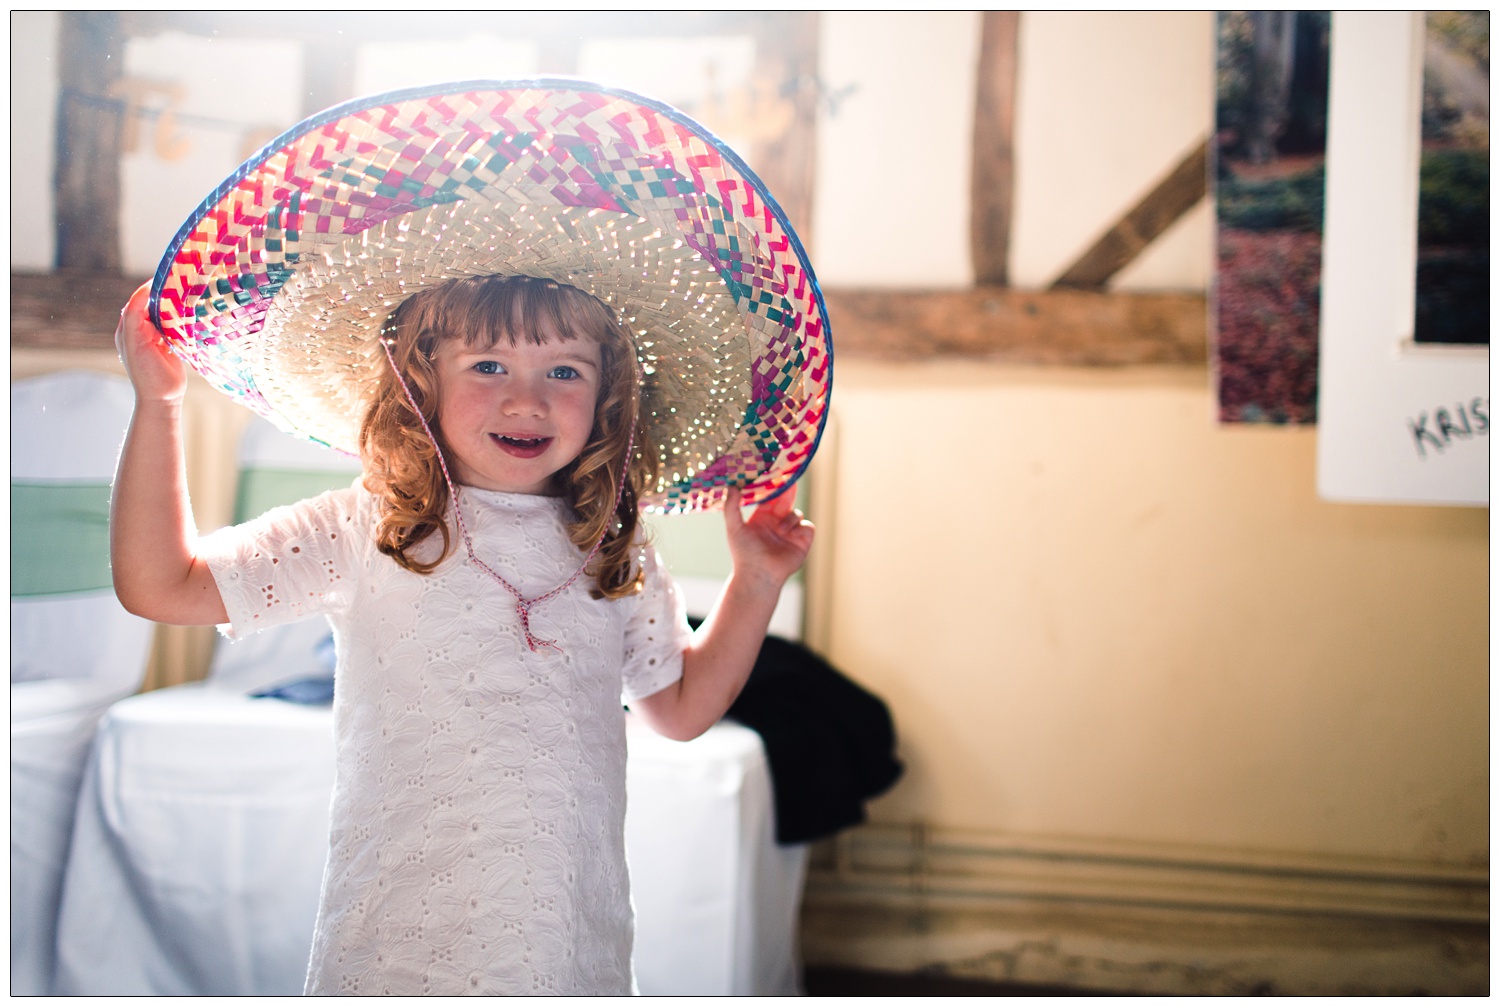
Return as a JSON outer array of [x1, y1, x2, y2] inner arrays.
[[971, 11, 1019, 286], [1051, 138, 1210, 291], [54, 12, 124, 273], [11, 271, 148, 350], [822, 286, 1206, 366]]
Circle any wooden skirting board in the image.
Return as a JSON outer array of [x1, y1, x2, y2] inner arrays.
[[801, 822, 1488, 995], [12, 272, 1207, 370]]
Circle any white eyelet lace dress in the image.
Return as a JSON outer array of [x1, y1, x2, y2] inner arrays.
[[200, 485, 689, 996]]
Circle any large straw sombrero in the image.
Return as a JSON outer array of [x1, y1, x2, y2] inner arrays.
[[148, 79, 830, 511]]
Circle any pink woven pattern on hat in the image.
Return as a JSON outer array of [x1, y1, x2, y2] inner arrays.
[[149, 80, 830, 512]]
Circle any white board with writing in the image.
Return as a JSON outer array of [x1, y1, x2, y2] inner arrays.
[[1317, 12, 1489, 507]]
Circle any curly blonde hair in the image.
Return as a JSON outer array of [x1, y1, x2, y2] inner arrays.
[[359, 275, 655, 598]]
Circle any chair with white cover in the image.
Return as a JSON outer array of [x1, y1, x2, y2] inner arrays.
[[54, 418, 809, 995], [53, 417, 358, 995], [10, 371, 156, 996]]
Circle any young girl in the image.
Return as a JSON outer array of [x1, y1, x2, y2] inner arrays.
[[110, 272, 813, 995]]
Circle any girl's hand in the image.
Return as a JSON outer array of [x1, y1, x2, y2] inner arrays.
[[634, 486, 816, 741], [723, 485, 815, 591], [116, 282, 186, 404]]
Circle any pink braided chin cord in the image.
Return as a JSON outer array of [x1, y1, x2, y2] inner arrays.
[[379, 338, 636, 654]]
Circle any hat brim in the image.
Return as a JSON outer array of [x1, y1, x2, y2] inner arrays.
[[148, 79, 831, 512]]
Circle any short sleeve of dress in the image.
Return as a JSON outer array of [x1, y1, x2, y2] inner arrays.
[[619, 541, 691, 702], [199, 486, 366, 641]]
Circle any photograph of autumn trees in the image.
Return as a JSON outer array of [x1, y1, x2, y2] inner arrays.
[[1213, 11, 1328, 425], [1414, 11, 1488, 346]]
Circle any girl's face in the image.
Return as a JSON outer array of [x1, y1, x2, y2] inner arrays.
[[431, 333, 603, 495]]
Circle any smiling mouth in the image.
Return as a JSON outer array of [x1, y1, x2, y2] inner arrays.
[[492, 433, 553, 459]]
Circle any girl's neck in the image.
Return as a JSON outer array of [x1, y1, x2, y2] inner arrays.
[[455, 478, 566, 499]]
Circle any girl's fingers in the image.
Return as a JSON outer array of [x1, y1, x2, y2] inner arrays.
[[743, 489, 794, 530], [763, 489, 796, 518], [122, 280, 150, 311], [723, 486, 744, 532], [118, 284, 162, 354], [727, 486, 812, 554], [116, 282, 187, 402], [120, 282, 151, 327]]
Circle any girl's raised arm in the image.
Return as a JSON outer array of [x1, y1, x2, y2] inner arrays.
[[109, 283, 229, 626], [632, 487, 814, 741]]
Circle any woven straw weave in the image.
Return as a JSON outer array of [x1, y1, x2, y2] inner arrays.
[[149, 81, 830, 511]]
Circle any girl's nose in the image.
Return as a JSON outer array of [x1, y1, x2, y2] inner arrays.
[[501, 380, 546, 417]]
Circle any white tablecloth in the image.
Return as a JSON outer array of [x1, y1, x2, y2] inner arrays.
[[624, 715, 807, 996], [11, 679, 145, 995], [53, 684, 804, 995]]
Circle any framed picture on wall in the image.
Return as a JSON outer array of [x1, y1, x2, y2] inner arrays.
[[1316, 11, 1489, 506], [1212, 11, 1330, 426]]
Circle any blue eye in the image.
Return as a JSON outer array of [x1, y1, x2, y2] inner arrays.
[[549, 365, 580, 380], [473, 360, 503, 375]]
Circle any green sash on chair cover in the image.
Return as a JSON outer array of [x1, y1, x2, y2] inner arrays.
[[11, 466, 358, 599], [234, 469, 360, 523], [11, 482, 113, 597]]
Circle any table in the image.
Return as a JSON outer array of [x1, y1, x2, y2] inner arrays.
[[52, 684, 805, 995]]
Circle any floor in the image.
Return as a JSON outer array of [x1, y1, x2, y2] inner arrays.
[[803, 966, 1128, 997]]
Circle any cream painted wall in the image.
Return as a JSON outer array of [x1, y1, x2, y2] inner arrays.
[[119, 34, 304, 276], [821, 359, 1488, 866], [1011, 11, 1214, 291], [11, 11, 60, 271], [813, 11, 980, 288], [806, 13, 1486, 874]]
